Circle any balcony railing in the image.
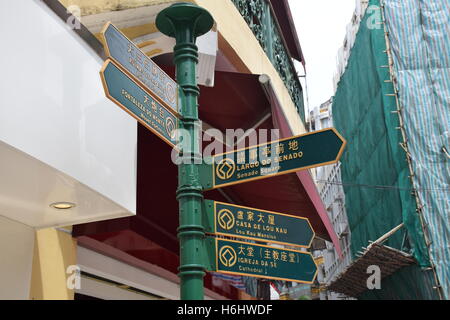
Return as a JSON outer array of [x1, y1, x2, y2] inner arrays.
[[231, 0, 305, 123]]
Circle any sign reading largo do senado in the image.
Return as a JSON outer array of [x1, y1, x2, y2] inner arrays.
[[200, 128, 347, 190]]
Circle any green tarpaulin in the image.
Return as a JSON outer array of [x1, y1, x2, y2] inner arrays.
[[332, 0, 448, 300]]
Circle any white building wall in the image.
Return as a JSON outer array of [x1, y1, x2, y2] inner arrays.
[[0, 0, 137, 228]]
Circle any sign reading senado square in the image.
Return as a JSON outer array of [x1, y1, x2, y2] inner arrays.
[[102, 22, 180, 116], [200, 128, 347, 190], [205, 238, 318, 284]]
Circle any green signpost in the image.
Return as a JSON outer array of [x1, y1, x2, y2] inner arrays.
[[205, 238, 318, 284], [100, 59, 178, 147], [200, 128, 346, 190], [203, 200, 315, 248], [156, 3, 214, 300]]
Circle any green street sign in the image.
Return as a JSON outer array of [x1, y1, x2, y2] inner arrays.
[[101, 22, 180, 116], [200, 128, 346, 190], [203, 200, 315, 248], [205, 238, 318, 284], [100, 59, 178, 148]]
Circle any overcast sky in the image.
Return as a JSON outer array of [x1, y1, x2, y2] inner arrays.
[[289, 0, 356, 110]]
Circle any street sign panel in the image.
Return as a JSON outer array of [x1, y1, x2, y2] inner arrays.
[[205, 238, 318, 284], [200, 128, 346, 190], [100, 59, 178, 148], [101, 22, 180, 116], [203, 200, 315, 248]]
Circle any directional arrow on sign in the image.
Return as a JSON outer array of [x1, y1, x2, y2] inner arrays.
[[200, 128, 347, 190], [203, 200, 315, 248], [100, 59, 178, 148], [204, 238, 318, 284]]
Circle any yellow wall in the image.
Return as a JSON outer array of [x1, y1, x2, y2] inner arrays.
[[30, 228, 77, 300], [0, 217, 35, 299], [60, 0, 175, 16]]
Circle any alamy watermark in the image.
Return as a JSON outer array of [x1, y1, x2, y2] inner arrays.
[[367, 265, 381, 290], [170, 127, 288, 176], [66, 5, 81, 30], [66, 265, 81, 290]]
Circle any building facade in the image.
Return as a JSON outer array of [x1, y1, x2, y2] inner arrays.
[[0, 0, 340, 300], [309, 99, 352, 300]]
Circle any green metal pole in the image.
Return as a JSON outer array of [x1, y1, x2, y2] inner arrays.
[[156, 3, 213, 300]]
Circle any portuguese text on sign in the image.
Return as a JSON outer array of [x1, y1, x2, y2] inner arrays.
[[102, 22, 180, 116], [203, 200, 315, 248], [205, 238, 318, 284], [200, 128, 346, 190], [100, 59, 178, 147]]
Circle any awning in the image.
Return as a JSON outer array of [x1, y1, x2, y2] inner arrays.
[[269, 0, 305, 65]]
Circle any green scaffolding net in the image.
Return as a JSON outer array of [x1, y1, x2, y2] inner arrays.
[[383, 0, 450, 300], [331, 0, 442, 299]]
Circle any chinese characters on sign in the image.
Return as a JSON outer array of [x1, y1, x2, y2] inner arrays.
[[203, 201, 315, 248], [206, 238, 318, 283], [100, 59, 178, 147], [102, 22, 180, 116], [201, 128, 347, 190]]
